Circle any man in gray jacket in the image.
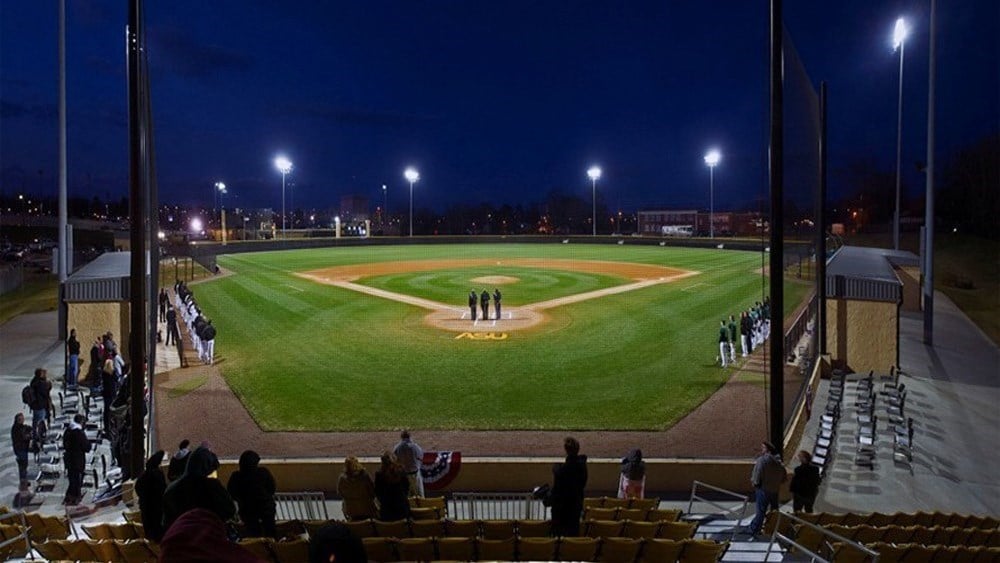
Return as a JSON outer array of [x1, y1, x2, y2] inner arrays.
[[747, 441, 786, 538], [393, 430, 425, 497]]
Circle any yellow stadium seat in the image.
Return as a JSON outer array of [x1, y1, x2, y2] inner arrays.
[[793, 524, 827, 554], [362, 537, 399, 562], [585, 507, 619, 521], [122, 509, 143, 523], [116, 538, 162, 563], [272, 538, 310, 563], [518, 536, 557, 561], [600, 537, 643, 563], [302, 519, 330, 538], [583, 498, 605, 509], [881, 525, 916, 545], [602, 498, 630, 509], [437, 536, 475, 561], [623, 520, 659, 539], [640, 538, 684, 562], [409, 496, 446, 519], [409, 507, 440, 520], [618, 508, 648, 522], [274, 519, 306, 540], [0, 525, 30, 560], [23, 512, 71, 543], [397, 537, 435, 561], [629, 498, 660, 511], [516, 519, 551, 538], [344, 518, 376, 539], [558, 536, 600, 561], [647, 508, 682, 523], [239, 537, 276, 562], [679, 539, 728, 562], [410, 518, 447, 538], [445, 519, 480, 538], [476, 536, 517, 561], [585, 519, 624, 539], [891, 512, 917, 527], [657, 521, 697, 541], [829, 542, 874, 563], [481, 519, 517, 540], [374, 519, 410, 538], [867, 512, 895, 527], [34, 540, 75, 561]]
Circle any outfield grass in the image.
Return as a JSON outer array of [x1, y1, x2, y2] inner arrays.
[[0, 272, 59, 325], [196, 244, 809, 431]]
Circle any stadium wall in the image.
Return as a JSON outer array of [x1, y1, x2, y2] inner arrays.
[[214, 457, 769, 499], [826, 298, 898, 373]]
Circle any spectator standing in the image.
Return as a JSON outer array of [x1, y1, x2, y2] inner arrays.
[[338, 456, 377, 521], [11, 413, 32, 481], [374, 452, 410, 521], [789, 450, 821, 513], [165, 306, 180, 347], [62, 414, 91, 505], [392, 430, 425, 497], [550, 437, 588, 537], [167, 439, 192, 482], [135, 450, 168, 542], [101, 359, 119, 433], [227, 450, 278, 538], [617, 448, 646, 499], [162, 446, 236, 532], [158, 288, 168, 322], [28, 368, 52, 429], [747, 441, 787, 538], [67, 328, 81, 388], [88, 337, 103, 385]]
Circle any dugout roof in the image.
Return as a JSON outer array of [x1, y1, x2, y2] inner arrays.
[[63, 251, 131, 302], [825, 246, 920, 303]]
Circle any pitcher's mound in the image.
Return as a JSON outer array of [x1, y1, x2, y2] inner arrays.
[[470, 275, 520, 284]]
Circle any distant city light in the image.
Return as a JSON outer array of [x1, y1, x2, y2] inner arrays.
[[157, 230, 166, 240], [190, 218, 203, 232]]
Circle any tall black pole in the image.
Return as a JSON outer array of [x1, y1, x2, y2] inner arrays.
[[126, 0, 147, 479], [923, 0, 936, 345], [768, 0, 785, 453], [818, 82, 828, 355]]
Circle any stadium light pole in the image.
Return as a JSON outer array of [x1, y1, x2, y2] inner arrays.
[[382, 184, 388, 231], [404, 168, 419, 237], [892, 17, 909, 251], [587, 166, 602, 236], [213, 181, 226, 226], [274, 156, 293, 238], [704, 149, 721, 238]]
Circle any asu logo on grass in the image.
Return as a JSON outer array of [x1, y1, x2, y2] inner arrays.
[[455, 332, 509, 341]]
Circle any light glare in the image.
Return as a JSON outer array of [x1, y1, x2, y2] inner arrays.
[[190, 218, 203, 232], [893, 17, 908, 50], [587, 166, 602, 180], [274, 155, 293, 174], [704, 149, 721, 167], [404, 168, 420, 183]]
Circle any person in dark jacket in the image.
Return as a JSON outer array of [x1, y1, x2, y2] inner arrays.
[[101, 359, 119, 434], [11, 413, 33, 481], [135, 450, 168, 542], [28, 368, 52, 428], [158, 288, 168, 322], [162, 445, 236, 532], [158, 508, 267, 563], [493, 288, 502, 320], [67, 328, 81, 388], [480, 289, 490, 320], [309, 522, 368, 563], [468, 290, 477, 321], [88, 338, 103, 386], [374, 452, 410, 521], [550, 437, 588, 537], [227, 450, 277, 538], [789, 450, 821, 513], [167, 439, 191, 482], [62, 414, 91, 505], [617, 448, 646, 499], [165, 306, 179, 347]]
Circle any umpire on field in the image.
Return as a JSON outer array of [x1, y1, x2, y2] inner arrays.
[[480, 289, 490, 321], [468, 290, 477, 321]]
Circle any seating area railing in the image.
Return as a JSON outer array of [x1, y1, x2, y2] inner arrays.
[[765, 510, 879, 563], [0, 511, 32, 560], [274, 491, 329, 521], [448, 492, 547, 520], [683, 480, 750, 541], [32, 538, 159, 562]]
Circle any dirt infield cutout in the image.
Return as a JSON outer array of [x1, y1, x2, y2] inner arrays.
[[297, 259, 698, 333], [470, 275, 520, 284]]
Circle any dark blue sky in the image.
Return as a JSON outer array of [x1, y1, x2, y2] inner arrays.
[[2, 1, 997, 213]]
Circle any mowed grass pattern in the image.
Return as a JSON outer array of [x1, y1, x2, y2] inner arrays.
[[195, 244, 805, 431]]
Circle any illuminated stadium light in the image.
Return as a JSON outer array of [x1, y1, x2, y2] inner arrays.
[[893, 17, 908, 50], [587, 166, 601, 236], [274, 155, 293, 237], [190, 217, 203, 233], [405, 167, 419, 237], [704, 149, 721, 238]]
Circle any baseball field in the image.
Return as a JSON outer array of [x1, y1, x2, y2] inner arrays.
[[191, 243, 809, 432]]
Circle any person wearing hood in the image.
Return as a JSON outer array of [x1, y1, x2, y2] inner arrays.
[[226, 450, 277, 538], [617, 448, 646, 499], [11, 413, 33, 482], [135, 450, 168, 542], [62, 414, 91, 505], [374, 452, 410, 521], [550, 436, 588, 537], [158, 508, 267, 563], [167, 439, 191, 482], [162, 445, 235, 532], [337, 456, 377, 521]]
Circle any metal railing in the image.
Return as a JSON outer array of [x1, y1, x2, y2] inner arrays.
[[765, 510, 880, 563], [448, 492, 548, 520], [684, 480, 751, 541], [0, 510, 33, 560], [275, 492, 329, 521]]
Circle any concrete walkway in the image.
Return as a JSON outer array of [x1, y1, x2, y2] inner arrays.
[[803, 293, 1000, 514]]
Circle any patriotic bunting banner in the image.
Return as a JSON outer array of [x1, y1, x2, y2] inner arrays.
[[420, 451, 462, 490]]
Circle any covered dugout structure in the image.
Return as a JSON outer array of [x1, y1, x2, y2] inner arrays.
[[825, 246, 921, 373], [60, 252, 134, 380]]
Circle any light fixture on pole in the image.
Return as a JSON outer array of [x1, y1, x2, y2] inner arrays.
[[382, 184, 388, 231], [587, 166, 602, 236], [274, 156, 293, 238], [404, 168, 419, 237], [214, 181, 226, 226], [704, 149, 721, 239], [892, 16, 909, 251]]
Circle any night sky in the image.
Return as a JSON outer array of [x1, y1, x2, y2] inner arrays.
[[2, 1, 997, 214]]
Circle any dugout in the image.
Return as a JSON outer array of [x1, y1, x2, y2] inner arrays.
[[60, 252, 134, 381], [825, 246, 921, 373]]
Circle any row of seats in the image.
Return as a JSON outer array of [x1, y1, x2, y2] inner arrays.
[[0, 524, 30, 560], [32, 538, 159, 562], [583, 507, 681, 522], [796, 524, 1000, 553], [82, 521, 145, 541], [796, 511, 1000, 530], [237, 535, 728, 563], [583, 497, 661, 511], [831, 542, 1000, 563]]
